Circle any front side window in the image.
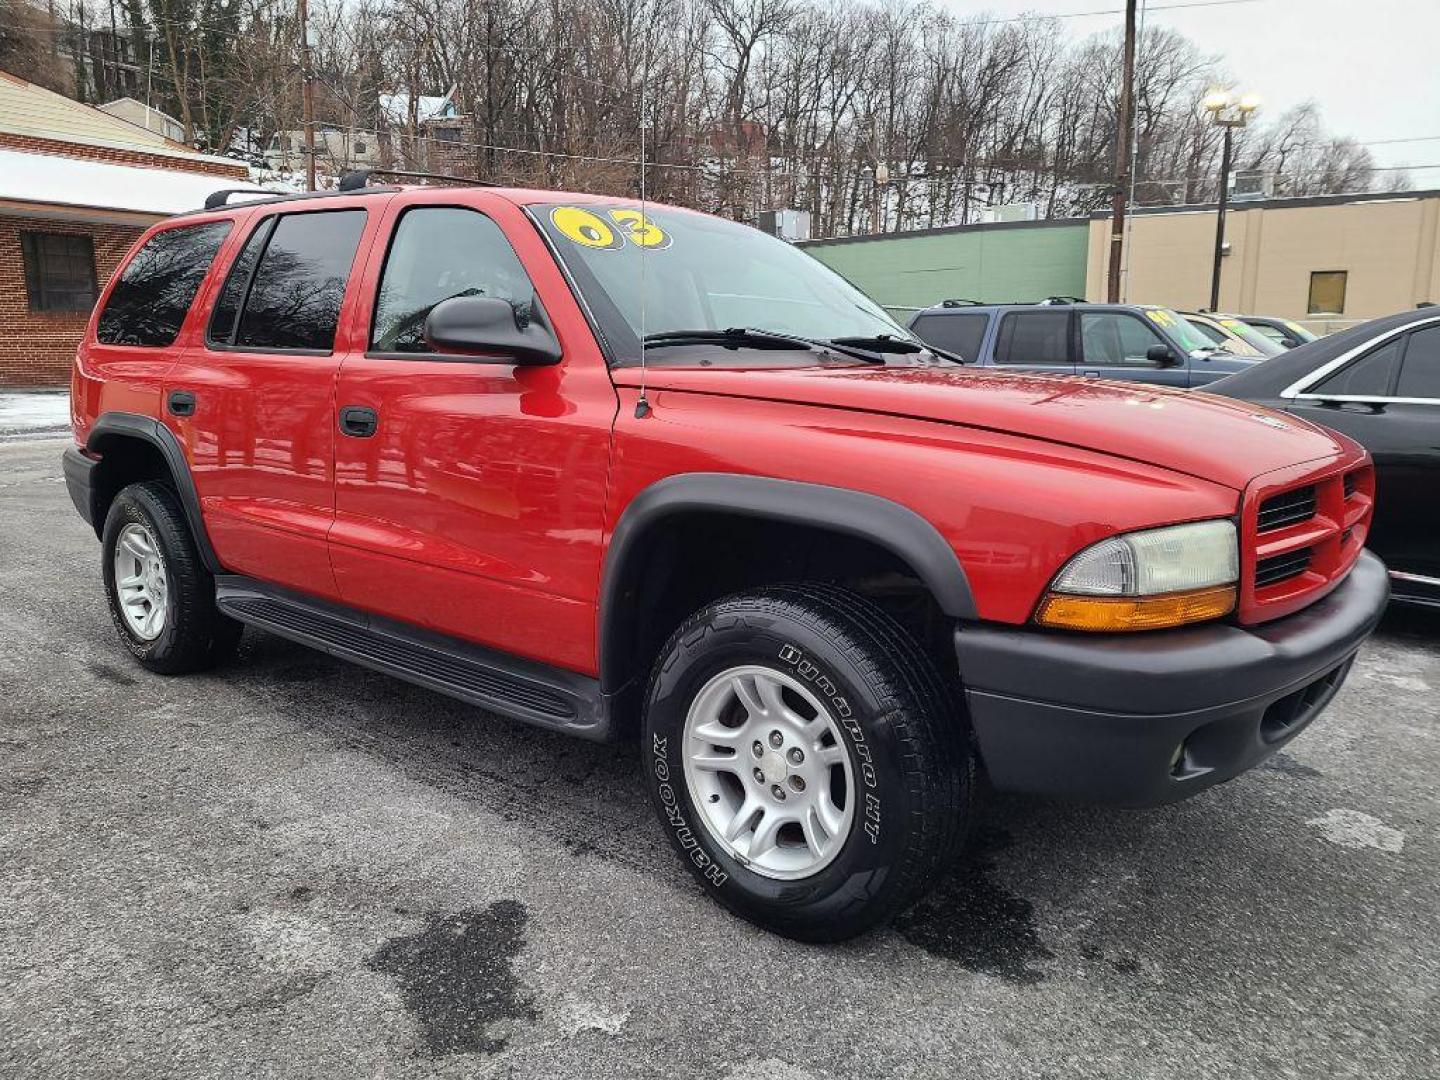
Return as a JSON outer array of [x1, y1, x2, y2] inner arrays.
[[910, 312, 988, 361], [96, 221, 230, 346], [993, 310, 1069, 365], [1081, 312, 1165, 366], [216, 209, 367, 352], [535, 201, 907, 364], [1308, 270, 1347, 315], [21, 231, 97, 313], [1395, 324, 1440, 399], [1309, 337, 1402, 397], [372, 206, 536, 354]]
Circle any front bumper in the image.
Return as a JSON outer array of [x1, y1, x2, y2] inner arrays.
[[956, 550, 1389, 806]]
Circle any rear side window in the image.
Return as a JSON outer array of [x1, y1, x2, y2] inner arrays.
[[1309, 337, 1402, 397], [371, 206, 536, 354], [910, 313, 988, 361], [993, 310, 1069, 365], [1395, 324, 1440, 399], [212, 210, 367, 352], [96, 221, 230, 346]]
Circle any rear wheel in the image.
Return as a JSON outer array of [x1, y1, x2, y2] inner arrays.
[[101, 481, 241, 674], [643, 584, 972, 942]]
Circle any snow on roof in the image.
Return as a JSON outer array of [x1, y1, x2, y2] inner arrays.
[[379, 92, 455, 127], [0, 149, 270, 216]]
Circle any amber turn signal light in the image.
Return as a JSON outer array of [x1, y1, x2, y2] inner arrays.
[[1034, 585, 1237, 632]]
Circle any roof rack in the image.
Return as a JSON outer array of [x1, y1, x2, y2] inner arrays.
[[1037, 295, 1086, 305], [339, 167, 499, 190], [939, 298, 982, 307], [192, 185, 399, 217]]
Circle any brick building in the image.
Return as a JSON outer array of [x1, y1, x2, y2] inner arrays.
[[0, 70, 259, 386]]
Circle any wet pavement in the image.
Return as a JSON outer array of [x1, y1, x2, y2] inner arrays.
[[2, 436, 1437, 1079]]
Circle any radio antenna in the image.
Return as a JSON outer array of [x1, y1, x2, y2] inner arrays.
[[634, 46, 653, 419]]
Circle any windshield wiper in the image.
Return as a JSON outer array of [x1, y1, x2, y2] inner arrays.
[[826, 334, 922, 354], [642, 328, 884, 363], [643, 327, 817, 351]]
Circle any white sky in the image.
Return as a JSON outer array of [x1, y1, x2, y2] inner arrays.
[[936, 0, 1440, 185]]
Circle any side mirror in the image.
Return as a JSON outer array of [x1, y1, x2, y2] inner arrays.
[[424, 296, 561, 366], [1147, 343, 1180, 368]]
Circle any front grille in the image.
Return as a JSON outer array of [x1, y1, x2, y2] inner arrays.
[[1255, 548, 1312, 588], [1257, 485, 1316, 531]]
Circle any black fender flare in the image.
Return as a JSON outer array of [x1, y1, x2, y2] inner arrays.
[[598, 472, 976, 695], [85, 412, 222, 573]]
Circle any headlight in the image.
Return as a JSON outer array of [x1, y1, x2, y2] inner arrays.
[[1035, 520, 1238, 631]]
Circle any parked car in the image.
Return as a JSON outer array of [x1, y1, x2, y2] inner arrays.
[[1184, 312, 1285, 357], [908, 299, 1262, 386], [64, 184, 1387, 942], [1237, 315, 1318, 350], [1209, 308, 1439, 609]]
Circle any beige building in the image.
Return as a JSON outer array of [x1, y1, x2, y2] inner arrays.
[[1086, 189, 1440, 329]]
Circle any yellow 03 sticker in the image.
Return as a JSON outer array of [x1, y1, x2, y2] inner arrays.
[[550, 206, 623, 250], [608, 207, 671, 249], [1145, 308, 1178, 329]]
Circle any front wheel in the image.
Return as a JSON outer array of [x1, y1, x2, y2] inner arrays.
[[642, 584, 973, 942]]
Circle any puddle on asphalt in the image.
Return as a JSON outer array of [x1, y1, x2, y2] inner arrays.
[[891, 825, 1053, 983], [368, 899, 539, 1055]]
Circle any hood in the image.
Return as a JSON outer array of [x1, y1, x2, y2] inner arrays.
[[616, 365, 1356, 491]]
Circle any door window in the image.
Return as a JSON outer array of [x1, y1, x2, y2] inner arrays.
[[910, 313, 987, 361], [1308, 337, 1402, 397], [1395, 324, 1440, 399], [1080, 311, 1165, 366], [95, 221, 230, 345], [222, 209, 367, 352], [992, 310, 1069, 365], [371, 206, 537, 354]]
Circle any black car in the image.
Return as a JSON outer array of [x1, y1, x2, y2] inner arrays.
[[1209, 308, 1440, 608]]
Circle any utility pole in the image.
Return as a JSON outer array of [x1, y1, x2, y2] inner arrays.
[[1106, 0, 1137, 302], [298, 0, 316, 191]]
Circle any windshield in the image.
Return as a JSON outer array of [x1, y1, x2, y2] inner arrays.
[[533, 202, 913, 365], [1218, 317, 1284, 356], [1145, 307, 1220, 353]]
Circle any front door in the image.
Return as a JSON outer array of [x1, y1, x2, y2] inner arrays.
[[329, 196, 617, 673], [1077, 310, 1190, 387], [170, 203, 379, 599]]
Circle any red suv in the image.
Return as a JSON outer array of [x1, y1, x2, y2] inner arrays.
[[63, 183, 1389, 941]]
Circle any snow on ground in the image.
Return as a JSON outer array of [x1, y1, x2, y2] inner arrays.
[[0, 391, 70, 439]]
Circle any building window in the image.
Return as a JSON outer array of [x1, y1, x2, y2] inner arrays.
[[432, 126, 460, 144], [354, 140, 367, 155], [20, 232, 98, 313], [1308, 270, 1347, 315]]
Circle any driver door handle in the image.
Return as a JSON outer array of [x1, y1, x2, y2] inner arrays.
[[338, 405, 378, 438]]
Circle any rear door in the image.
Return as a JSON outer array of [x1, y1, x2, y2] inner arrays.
[[168, 201, 384, 598], [989, 309, 1075, 375], [1077, 309, 1189, 387], [1284, 323, 1440, 581]]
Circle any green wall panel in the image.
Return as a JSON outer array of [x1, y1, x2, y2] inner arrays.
[[802, 222, 1089, 319]]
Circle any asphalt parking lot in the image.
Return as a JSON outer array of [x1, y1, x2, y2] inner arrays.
[[2, 435, 1437, 1080]]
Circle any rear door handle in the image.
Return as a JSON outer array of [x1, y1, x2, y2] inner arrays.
[[167, 389, 196, 417], [338, 405, 378, 438]]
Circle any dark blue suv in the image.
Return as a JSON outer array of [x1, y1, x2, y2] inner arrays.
[[907, 299, 1264, 387]]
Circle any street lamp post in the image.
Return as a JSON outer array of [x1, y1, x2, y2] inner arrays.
[[1203, 91, 1260, 311]]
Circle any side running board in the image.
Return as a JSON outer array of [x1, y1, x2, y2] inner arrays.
[[214, 576, 614, 741]]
